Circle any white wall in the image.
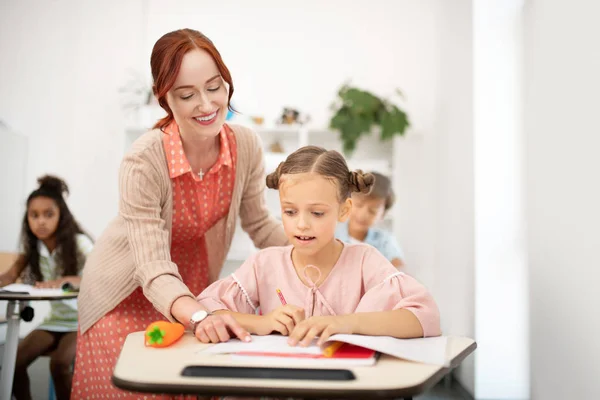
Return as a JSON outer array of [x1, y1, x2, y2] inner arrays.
[[0, 0, 442, 239], [524, 1, 600, 399], [474, 1, 528, 398], [143, 0, 440, 130], [0, 0, 144, 240]]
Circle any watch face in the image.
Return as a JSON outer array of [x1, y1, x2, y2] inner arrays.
[[191, 310, 208, 323]]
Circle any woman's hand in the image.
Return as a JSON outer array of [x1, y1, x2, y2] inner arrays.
[[194, 313, 251, 344], [256, 305, 305, 336], [288, 315, 357, 346]]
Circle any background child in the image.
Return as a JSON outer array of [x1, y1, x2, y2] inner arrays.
[[196, 146, 440, 346], [0, 175, 93, 400], [336, 171, 405, 268]]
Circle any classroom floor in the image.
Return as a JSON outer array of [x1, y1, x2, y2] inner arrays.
[[416, 376, 473, 400]]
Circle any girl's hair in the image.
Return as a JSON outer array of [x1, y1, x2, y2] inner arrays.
[[366, 171, 396, 211], [151, 28, 235, 130], [21, 175, 87, 282], [265, 146, 375, 201]]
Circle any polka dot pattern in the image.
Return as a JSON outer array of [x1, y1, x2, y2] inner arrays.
[[71, 123, 237, 399]]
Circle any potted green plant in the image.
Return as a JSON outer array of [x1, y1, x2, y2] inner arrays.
[[329, 84, 410, 155]]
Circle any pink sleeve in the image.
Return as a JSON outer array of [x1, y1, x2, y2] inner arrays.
[[196, 254, 259, 314], [355, 247, 441, 337]]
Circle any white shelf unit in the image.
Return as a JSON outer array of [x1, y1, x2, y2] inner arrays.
[[252, 124, 394, 176], [229, 123, 397, 261], [123, 105, 165, 151], [253, 124, 396, 215], [122, 107, 397, 261]]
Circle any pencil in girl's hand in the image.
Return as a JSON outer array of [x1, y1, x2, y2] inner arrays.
[[276, 288, 287, 305]]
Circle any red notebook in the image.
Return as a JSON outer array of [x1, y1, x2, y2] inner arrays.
[[328, 342, 377, 359]]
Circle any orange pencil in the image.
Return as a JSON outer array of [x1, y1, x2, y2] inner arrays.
[[322, 341, 344, 358], [276, 288, 287, 305]]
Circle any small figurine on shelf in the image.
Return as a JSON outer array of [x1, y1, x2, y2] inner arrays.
[[269, 141, 285, 153], [278, 107, 310, 125], [251, 116, 265, 125]]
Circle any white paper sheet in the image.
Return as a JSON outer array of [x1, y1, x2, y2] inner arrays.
[[199, 333, 449, 366], [0, 283, 65, 297], [200, 334, 322, 356]]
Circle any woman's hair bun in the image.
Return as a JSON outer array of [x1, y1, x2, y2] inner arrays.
[[348, 170, 375, 194]]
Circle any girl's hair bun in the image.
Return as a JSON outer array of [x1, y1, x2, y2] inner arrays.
[[348, 170, 375, 194], [265, 162, 283, 189], [37, 175, 69, 196]]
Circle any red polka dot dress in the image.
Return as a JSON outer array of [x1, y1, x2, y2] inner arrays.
[[71, 122, 237, 399]]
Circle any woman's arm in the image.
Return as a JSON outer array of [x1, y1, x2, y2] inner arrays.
[[119, 152, 199, 325], [238, 129, 288, 248], [0, 254, 27, 286], [171, 296, 209, 326]]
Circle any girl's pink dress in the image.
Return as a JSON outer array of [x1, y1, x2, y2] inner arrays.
[[198, 243, 441, 337]]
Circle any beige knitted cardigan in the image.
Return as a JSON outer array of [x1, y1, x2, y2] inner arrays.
[[78, 124, 287, 333]]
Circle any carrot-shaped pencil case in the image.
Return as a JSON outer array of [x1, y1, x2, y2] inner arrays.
[[144, 321, 185, 348]]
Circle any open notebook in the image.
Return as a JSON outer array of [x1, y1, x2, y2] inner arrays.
[[199, 334, 449, 367]]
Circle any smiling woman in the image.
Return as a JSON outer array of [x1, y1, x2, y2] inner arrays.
[[151, 29, 234, 133], [71, 29, 288, 399]]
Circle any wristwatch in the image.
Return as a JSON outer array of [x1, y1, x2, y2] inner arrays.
[[189, 309, 212, 333]]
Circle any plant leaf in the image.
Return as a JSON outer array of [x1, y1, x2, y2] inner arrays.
[[380, 105, 410, 141], [330, 85, 410, 154]]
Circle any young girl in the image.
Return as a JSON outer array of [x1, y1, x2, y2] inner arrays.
[[0, 175, 94, 400], [196, 146, 440, 347], [335, 171, 406, 268]]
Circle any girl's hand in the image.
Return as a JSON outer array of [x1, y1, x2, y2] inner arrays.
[[288, 315, 357, 346], [195, 313, 251, 344], [35, 279, 64, 289], [256, 305, 305, 336]]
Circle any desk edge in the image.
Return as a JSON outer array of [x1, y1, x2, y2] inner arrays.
[[112, 341, 477, 398]]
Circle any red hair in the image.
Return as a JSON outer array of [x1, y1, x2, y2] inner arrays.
[[151, 29, 235, 130]]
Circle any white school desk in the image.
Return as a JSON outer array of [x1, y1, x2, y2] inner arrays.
[[113, 332, 476, 399], [0, 290, 78, 400]]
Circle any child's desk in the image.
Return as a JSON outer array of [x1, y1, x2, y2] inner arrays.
[[112, 331, 476, 399], [0, 290, 78, 400]]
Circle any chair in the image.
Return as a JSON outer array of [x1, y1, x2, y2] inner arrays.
[[48, 377, 56, 400]]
